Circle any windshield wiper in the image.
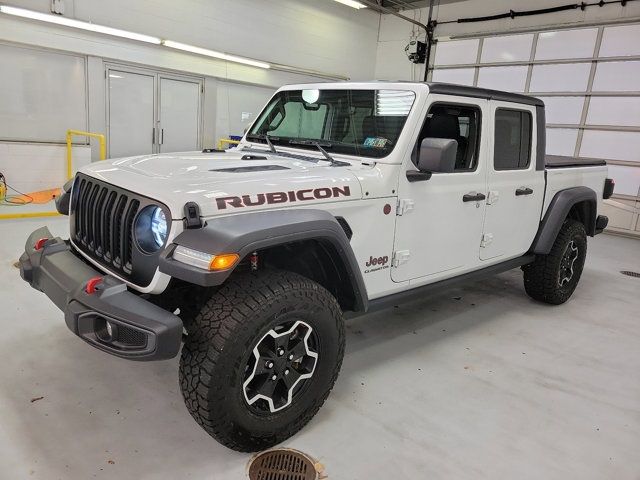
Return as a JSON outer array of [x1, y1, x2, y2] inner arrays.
[[246, 133, 278, 153], [288, 139, 339, 165]]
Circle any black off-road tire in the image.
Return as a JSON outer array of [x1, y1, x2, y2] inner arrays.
[[179, 269, 345, 452], [523, 219, 587, 305]]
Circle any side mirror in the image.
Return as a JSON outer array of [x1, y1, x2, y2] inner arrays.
[[417, 138, 458, 173]]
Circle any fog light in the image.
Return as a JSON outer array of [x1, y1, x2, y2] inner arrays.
[[95, 317, 118, 343], [106, 321, 114, 338]]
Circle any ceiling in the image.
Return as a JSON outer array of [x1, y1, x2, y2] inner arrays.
[[379, 0, 469, 9]]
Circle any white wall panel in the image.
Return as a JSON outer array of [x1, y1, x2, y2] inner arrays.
[[375, 40, 415, 80], [477, 66, 528, 92], [216, 82, 275, 138], [535, 28, 598, 60], [529, 63, 591, 92], [0, 143, 90, 194], [546, 128, 579, 156], [538, 96, 585, 124], [580, 130, 640, 162], [587, 97, 640, 126], [607, 165, 640, 196], [480, 34, 533, 63], [431, 68, 475, 86], [592, 61, 640, 91], [0, 43, 87, 143], [599, 24, 640, 57], [433, 39, 480, 66]]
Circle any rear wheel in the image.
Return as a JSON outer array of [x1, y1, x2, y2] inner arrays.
[[179, 270, 345, 452], [523, 219, 587, 305]]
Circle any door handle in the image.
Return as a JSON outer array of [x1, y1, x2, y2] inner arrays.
[[160, 128, 164, 145], [152, 127, 156, 144], [515, 187, 534, 196], [463, 192, 486, 202]]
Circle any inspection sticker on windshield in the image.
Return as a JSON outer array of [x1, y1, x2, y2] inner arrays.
[[363, 137, 388, 149]]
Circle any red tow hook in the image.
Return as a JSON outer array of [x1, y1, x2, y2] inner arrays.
[[34, 238, 49, 250], [85, 276, 103, 294]]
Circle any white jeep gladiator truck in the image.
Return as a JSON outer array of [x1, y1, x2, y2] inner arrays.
[[19, 82, 614, 452]]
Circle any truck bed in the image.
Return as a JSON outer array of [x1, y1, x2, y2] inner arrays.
[[545, 155, 606, 169]]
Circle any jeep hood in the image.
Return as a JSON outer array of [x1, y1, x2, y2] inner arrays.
[[79, 150, 365, 219]]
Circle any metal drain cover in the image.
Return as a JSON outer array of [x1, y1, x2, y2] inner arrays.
[[621, 270, 640, 278], [247, 448, 322, 480]]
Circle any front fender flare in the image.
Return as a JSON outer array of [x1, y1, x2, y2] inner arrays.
[[159, 209, 368, 312]]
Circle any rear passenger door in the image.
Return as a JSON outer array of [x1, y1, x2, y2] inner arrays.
[[480, 102, 545, 261]]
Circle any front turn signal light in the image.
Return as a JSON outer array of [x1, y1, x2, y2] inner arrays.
[[209, 253, 240, 271], [173, 245, 239, 271]]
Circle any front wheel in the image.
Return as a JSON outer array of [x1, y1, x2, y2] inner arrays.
[[179, 270, 345, 452], [523, 219, 587, 305]]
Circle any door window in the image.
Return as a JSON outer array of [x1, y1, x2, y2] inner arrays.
[[416, 104, 481, 171], [494, 109, 532, 170]]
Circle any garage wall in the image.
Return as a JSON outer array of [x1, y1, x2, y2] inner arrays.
[[376, 0, 640, 81], [5, 0, 380, 82]]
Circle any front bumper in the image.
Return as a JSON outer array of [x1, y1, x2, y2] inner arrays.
[[19, 227, 182, 361]]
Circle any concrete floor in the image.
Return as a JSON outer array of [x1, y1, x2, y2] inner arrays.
[[1, 217, 639, 480]]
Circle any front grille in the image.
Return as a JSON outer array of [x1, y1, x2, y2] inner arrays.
[[70, 174, 168, 287], [72, 176, 140, 274]]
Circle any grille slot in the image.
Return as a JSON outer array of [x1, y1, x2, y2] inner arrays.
[[70, 174, 160, 285]]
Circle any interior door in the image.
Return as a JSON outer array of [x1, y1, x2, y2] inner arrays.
[[159, 77, 202, 153], [392, 97, 489, 284], [107, 69, 155, 158], [480, 102, 545, 261]]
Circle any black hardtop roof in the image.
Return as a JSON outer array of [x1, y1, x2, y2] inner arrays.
[[427, 82, 544, 107]]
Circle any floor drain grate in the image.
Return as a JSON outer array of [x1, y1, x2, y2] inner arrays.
[[620, 270, 640, 278], [247, 448, 321, 480]]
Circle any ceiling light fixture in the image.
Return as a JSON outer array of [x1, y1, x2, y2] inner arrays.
[[162, 40, 270, 69], [0, 5, 162, 44], [332, 0, 367, 9]]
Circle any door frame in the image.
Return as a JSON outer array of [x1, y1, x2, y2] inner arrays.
[[104, 61, 204, 157], [158, 74, 204, 153]]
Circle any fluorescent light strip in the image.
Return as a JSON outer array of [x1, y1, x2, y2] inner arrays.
[[162, 40, 270, 69], [333, 0, 367, 9], [0, 5, 299, 70], [0, 5, 162, 44]]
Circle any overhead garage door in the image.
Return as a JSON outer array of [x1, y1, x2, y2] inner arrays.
[[430, 22, 640, 238]]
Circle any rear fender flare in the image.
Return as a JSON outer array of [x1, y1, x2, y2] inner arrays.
[[530, 186, 597, 255]]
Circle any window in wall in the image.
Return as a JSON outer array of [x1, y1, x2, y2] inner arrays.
[[494, 109, 532, 170], [417, 104, 481, 171]]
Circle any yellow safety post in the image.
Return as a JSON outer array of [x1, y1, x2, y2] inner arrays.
[[217, 138, 241, 150], [0, 130, 107, 220], [66, 129, 107, 179]]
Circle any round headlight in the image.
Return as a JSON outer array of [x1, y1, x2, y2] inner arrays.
[[135, 206, 168, 253], [151, 208, 167, 247]]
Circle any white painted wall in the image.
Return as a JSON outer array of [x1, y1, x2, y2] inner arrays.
[[4, 0, 380, 82], [375, 0, 640, 80]]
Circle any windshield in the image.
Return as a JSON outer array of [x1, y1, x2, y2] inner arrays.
[[247, 89, 416, 159]]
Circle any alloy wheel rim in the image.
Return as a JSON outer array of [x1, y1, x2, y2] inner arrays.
[[243, 320, 318, 413], [558, 240, 579, 287]]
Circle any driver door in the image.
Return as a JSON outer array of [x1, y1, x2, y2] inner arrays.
[[392, 96, 489, 285]]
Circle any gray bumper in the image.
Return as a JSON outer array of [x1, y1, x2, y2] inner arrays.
[[19, 227, 182, 361]]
